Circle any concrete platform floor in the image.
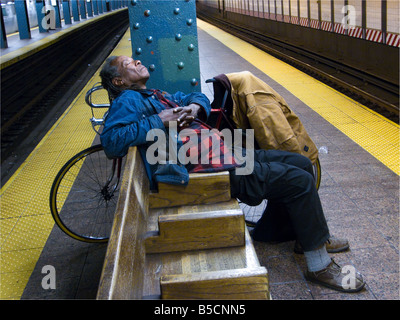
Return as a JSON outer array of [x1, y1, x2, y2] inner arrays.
[[197, 25, 399, 300]]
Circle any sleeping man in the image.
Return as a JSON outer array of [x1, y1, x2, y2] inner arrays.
[[98, 55, 365, 293]]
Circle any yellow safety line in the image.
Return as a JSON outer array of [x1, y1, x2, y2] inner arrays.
[[0, 29, 132, 300], [197, 19, 399, 176]]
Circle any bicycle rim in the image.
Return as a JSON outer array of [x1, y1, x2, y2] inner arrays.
[[49, 145, 123, 243], [313, 158, 322, 191]]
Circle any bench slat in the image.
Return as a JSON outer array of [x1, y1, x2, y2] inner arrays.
[[145, 208, 245, 253], [142, 228, 266, 298], [149, 171, 231, 208], [160, 267, 269, 299]]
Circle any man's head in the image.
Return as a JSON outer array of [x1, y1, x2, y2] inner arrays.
[[100, 55, 150, 99]]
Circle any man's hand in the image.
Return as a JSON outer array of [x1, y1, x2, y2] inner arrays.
[[158, 103, 201, 127], [176, 103, 201, 127]]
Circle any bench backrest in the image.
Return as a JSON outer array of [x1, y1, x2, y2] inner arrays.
[[97, 147, 148, 299]]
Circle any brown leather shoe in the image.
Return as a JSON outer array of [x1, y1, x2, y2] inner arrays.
[[294, 237, 350, 254], [304, 259, 365, 293]]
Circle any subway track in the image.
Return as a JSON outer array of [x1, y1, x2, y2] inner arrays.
[[1, 11, 129, 184], [197, 14, 399, 123]]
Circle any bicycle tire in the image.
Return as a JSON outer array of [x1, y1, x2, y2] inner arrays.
[[49, 144, 123, 243], [242, 157, 322, 227]]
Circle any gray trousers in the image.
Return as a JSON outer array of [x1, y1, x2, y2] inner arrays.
[[229, 149, 330, 251]]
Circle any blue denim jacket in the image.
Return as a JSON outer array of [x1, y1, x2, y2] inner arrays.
[[100, 89, 211, 190]]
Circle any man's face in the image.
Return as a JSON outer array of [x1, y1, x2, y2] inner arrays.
[[112, 55, 150, 89]]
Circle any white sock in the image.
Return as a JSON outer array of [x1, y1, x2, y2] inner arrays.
[[304, 245, 331, 272]]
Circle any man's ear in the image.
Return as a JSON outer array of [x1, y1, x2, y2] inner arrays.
[[112, 77, 123, 87]]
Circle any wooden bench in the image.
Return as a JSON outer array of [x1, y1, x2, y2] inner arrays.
[[96, 146, 270, 300]]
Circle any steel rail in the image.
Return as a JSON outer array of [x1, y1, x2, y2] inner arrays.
[[198, 14, 399, 117]]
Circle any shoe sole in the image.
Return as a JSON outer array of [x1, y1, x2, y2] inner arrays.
[[326, 244, 350, 253], [294, 244, 350, 254], [304, 274, 366, 293]]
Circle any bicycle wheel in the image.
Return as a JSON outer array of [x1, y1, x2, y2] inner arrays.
[[49, 144, 124, 243], [242, 157, 322, 227]]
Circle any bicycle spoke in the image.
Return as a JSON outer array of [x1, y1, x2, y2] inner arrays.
[[50, 145, 124, 242]]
